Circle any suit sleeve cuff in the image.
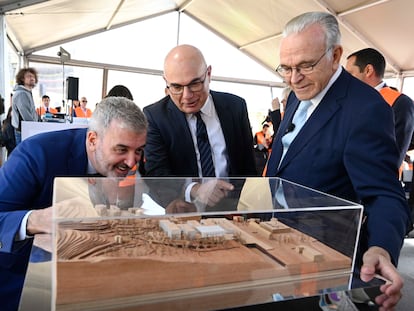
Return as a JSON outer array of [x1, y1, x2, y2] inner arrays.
[[185, 182, 198, 202], [16, 211, 34, 241]]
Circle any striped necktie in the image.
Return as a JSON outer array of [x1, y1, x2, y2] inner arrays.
[[195, 112, 215, 177]]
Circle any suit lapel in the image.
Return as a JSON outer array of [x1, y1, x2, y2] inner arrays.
[[278, 71, 348, 172], [167, 97, 199, 171], [270, 98, 300, 171], [167, 98, 189, 128], [212, 92, 232, 138]]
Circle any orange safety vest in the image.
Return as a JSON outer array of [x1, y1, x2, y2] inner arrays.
[[75, 107, 93, 118], [379, 86, 401, 107], [255, 131, 266, 146], [255, 131, 272, 152], [36, 107, 58, 115]]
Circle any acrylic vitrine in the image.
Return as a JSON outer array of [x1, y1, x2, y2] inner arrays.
[[29, 177, 364, 311]]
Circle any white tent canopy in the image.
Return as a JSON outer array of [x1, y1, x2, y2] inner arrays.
[[2, 0, 414, 78]]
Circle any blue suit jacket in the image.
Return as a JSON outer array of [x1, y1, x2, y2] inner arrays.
[[388, 88, 414, 165], [266, 69, 411, 265], [143, 91, 257, 177], [0, 128, 88, 310]]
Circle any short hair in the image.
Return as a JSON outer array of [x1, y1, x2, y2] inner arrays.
[[347, 48, 386, 78], [42, 95, 50, 100], [88, 96, 147, 137], [283, 12, 341, 57], [15, 67, 38, 85], [106, 85, 133, 101]]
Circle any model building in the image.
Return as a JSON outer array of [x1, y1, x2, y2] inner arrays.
[[55, 214, 352, 310]]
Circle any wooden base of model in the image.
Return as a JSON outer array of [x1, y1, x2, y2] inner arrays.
[[55, 216, 352, 310]]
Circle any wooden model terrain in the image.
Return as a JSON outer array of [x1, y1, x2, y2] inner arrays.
[[55, 215, 352, 310]]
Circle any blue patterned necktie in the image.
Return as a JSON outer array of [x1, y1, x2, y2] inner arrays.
[[195, 112, 215, 177], [280, 100, 312, 165]]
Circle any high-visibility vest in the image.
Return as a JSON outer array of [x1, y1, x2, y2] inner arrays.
[[379, 86, 401, 107], [75, 107, 93, 118], [255, 131, 266, 146], [36, 107, 58, 115]]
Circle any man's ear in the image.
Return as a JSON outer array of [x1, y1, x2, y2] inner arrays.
[[87, 131, 98, 150], [332, 45, 343, 70], [364, 64, 376, 78]]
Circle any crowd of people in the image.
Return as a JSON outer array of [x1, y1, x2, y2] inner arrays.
[[0, 11, 413, 311]]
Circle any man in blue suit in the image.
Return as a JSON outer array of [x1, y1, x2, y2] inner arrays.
[[0, 97, 147, 311], [266, 12, 411, 310], [346, 47, 414, 167], [144, 44, 257, 208]]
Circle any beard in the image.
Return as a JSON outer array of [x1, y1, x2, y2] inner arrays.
[[93, 146, 131, 178]]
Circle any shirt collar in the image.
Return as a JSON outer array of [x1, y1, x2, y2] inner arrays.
[[375, 81, 386, 91], [186, 94, 213, 120], [200, 94, 213, 117]]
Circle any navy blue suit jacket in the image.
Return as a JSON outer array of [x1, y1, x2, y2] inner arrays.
[[143, 91, 257, 177], [0, 128, 88, 310], [266, 69, 411, 265], [389, 89, 414, 165]]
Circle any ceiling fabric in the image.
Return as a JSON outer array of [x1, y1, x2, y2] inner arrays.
[[1, 0, 413, 78]]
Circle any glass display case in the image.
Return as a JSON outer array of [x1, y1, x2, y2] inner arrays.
[[20, 177, 367, 311]]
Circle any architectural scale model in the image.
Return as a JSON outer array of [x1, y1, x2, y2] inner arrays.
[[55, 215, 352, 310]]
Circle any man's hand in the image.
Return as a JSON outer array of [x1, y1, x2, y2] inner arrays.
[[360, 246, 403, 311], [191, 179, 234, 208], [271, 97, 281, 111], [165, 199, 197, 214], [27, 207, 53, 235]]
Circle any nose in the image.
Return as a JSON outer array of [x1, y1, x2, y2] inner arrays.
[[124, 152, 138, 169], [182, 85, 194, 98], [289, 69, 304, 84]]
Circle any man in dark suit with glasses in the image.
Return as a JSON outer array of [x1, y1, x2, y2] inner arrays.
[[143, 44, 258, 210]]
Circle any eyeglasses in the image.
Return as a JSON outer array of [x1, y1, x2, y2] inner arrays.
[[166, 69, 208, 95], [276, 47, 332, 77], [81, 100, 87, 102]]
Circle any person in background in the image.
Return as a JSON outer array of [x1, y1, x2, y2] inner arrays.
[[253, 122, 273, 174], [0, 96, 147, 311], [75, 96, 92, 118], [268, 86, 291, 132], [260, 87, 292, 176], [11, 67, 39, 145], [266, 11, 411, 310], [1, 100, 16, 158], [346, 48, 414, 167], [71, 98, 80, 115], [106, 85, 134, 101], [36, 95, 57, 116]]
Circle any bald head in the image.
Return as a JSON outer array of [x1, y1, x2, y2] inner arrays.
[[164, 44, 207, 78], [163, 44, 211, 114]]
